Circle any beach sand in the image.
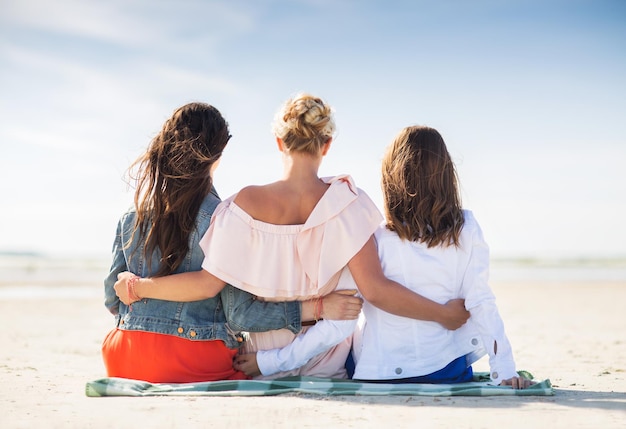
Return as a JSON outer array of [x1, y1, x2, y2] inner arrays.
[[0, 270, 625, 428]]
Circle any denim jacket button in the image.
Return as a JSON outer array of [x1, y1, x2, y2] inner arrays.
[[177, 327, 184, 334], [189, 330, 197, 337]]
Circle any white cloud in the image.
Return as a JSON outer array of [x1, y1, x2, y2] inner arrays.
[[1, 0, 257, 49], [1, 0, 156, 46]]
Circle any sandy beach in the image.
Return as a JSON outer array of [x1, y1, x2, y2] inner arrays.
[[0, 260, 624, 429]]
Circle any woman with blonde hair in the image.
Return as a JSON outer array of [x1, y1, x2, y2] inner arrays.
[[115, 95, 469, 379]]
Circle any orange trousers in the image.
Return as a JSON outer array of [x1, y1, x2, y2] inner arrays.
[[102, 328, 248, 383]]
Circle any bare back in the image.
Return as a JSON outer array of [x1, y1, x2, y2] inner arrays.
[[234, 180, 330, 225]]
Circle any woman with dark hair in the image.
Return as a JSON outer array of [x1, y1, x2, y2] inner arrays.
[[102, 102, 363, 383]]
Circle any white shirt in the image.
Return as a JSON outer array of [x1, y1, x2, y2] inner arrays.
[[352, 210, 518, 385]]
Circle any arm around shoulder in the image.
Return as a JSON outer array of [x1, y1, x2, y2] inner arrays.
[[221, 285, 302, 334], [348, 237, 469, 330], [132, 269, 227, 301]]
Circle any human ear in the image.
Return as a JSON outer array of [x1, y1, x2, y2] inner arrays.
[[321, 138, 332, 156], [276, 137, 285, 152]]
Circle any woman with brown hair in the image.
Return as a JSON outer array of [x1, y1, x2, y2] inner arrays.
[[351, 125, 533, 388], [102, 102, 363, 383]]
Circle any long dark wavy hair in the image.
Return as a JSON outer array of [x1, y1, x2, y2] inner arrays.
[[381, 125, 464, 248], [127, 102, 230, 276]]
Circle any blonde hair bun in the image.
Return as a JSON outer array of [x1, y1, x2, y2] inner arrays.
[[272, 93, 335, 154]]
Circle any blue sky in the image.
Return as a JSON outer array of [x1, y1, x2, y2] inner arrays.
[[1, 0, 625, 259]]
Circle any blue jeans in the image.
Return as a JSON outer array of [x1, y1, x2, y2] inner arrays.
[[349, 355, 474, 384]]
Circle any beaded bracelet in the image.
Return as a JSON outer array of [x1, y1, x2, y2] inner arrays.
[[127, 275, 142, 304], [314, 296, 324, 321]]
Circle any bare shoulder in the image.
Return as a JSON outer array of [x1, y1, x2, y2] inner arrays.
[[234, 185, 266, 209], [233, 184, 280, 221], [235, 185, 262, 202]]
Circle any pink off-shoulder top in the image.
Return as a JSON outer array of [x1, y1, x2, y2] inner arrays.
[[199, 175, 382, 301]]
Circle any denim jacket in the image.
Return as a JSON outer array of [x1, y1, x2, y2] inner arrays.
[[104, 187, 302, 349]]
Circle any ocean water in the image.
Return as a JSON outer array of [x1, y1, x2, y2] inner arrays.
[[489, 258, 626, 283], [0, 254, 108, 299], [0, 254, 625, 300]]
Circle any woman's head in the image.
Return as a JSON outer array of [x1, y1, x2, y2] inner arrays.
[[131, 102, 231, 275], [381, 125, 464, 247], [148, 102, 230, 182], [271, 93, 335, 155]]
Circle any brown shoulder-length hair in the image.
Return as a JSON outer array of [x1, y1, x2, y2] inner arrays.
[[128, 102, 230, 276], [381, 125, 464, 247]]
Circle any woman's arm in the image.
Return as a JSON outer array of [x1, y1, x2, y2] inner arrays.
[[222, 286, 363, 336], [235, 317, 357, 377], [104, 222, 127, 315], [114, 269, 226, 304], [115, 271, 363, 320], [349, 237, 469, 330], [234, 268, 361, 377], [460, 216, 520, 386], [302, 290, 362, 321], [220, 285, 302, 334]]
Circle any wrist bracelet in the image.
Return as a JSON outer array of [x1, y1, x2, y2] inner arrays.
[[127, 275, 142, 304], [314, 296, 324, 321]]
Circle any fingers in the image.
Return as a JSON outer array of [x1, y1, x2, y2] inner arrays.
[[345, 297, 364, 309], [501, 376, 534, 389], [233, 357, 250, 370], [500, 378, 515, 388], [342, 299, 364, 319], [117, 271, 131, 280], [322, 290, 363, 320], [233, 357, 248, 367], [233, 353, 260, 377], [334, 289, 358, 296], [442, 299, 470, 330]]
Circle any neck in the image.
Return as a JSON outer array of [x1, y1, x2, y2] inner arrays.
[[282, 151, 322, 182]]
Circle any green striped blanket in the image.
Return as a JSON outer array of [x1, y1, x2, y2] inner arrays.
[[85, 372, 553, 397]]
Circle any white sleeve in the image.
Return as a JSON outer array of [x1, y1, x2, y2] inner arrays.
[[256, 319, 357, 376], [460, 214, 517, 385], [255, 267, 358, 376], [468, 304, 517, 385]]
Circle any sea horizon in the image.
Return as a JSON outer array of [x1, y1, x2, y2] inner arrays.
[[1, 252, 625, 300]]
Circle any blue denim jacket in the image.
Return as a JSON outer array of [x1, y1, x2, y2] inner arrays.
[[104, 187, 302, 349]]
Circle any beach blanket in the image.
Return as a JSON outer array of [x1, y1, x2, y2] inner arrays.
[[85, 372, 553, 397]]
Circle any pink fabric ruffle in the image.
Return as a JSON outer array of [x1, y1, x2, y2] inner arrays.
[[199, 175, 382, 300]]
